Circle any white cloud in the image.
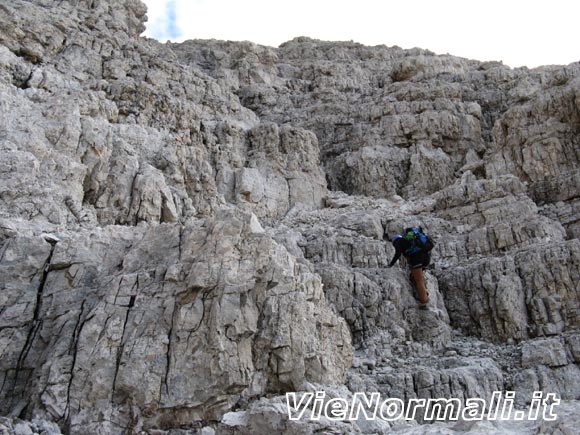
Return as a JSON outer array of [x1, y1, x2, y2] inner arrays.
[[143, 0, 182, 41], [141, 0, 579, 68]]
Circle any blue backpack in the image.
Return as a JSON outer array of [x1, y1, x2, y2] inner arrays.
[[403, 227, 433, 255]]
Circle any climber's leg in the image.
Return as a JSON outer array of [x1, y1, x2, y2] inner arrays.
[[410, 267, 429, 304]]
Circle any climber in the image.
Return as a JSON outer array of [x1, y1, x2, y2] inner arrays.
[[384, 227, 434, 307]]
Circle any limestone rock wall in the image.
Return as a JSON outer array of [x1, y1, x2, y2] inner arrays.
[[0, 210, 351, 434], [1, 1, 580, 434], [177, 38, 580, 204], [0, 1, 342, 433], [0, 0, 325, 229], [171, 34, 580, 434]]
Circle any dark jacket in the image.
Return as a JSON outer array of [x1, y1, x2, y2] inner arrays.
[[389, 235, 432, 269], [388, 237, 412, 267]]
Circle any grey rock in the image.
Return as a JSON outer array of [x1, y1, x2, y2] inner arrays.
[[521, 338, 569, 368], [12, 424, 33, 435], [1, 211, 351, 434], [0, 418, 62, 435], [1, 0, 580, 434]]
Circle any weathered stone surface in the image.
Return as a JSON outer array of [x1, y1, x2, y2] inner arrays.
[[217, 394, 367, 435], [0, 210, 351, 434], [1, 0, 580, 434], [0, 417, 62, 435]]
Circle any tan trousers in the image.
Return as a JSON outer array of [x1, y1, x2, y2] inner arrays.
[[410, 268, 429, 304]]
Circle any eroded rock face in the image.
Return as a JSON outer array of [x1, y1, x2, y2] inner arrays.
[[178, 38, 580, 204], [0, 210, 351, 434], [0, 0, 327, 229], [1, 1, 580, 434]]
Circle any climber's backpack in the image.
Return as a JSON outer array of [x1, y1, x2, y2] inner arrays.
[[403, 227, 434, 255]]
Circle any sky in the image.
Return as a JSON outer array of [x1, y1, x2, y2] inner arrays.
[[142, 0, 579, 68]]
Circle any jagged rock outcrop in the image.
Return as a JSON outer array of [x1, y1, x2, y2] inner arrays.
[[1, 210, 351, 434], [1, 1, 580, 434], [0, 417, 62, 435]]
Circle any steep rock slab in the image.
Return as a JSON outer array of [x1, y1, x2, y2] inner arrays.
[[175, 38, 580, 202], [0, 210, 352, 434], [1, 0, 328, 228], [438, 240, 580, 342]]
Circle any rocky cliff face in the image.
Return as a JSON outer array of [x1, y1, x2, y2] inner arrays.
[[1, 1, 579, 434]]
